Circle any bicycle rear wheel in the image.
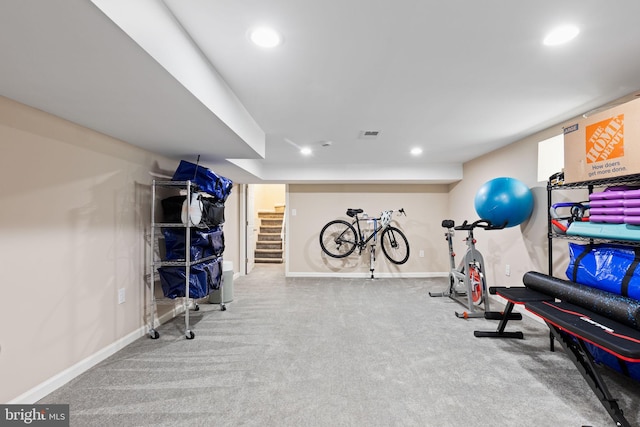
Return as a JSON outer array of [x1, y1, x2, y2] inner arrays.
[[380, 226, 410, 264], [319, 220, 357, 258]]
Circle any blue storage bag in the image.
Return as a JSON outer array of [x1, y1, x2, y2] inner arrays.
[[171, 160, 233, 201], [206, 227, 225, 256], [584, 342, 640, 382], [566, 242, 640, 300], [162, 227, 225, 261], [158, 257, 222, 299]]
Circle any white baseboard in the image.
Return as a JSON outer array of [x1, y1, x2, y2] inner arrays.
[[9, 299, 195, 404], [9, 326, 146, 404], [285, 271, 448, 278]]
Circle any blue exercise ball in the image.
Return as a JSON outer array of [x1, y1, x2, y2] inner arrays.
[[474, 177, 534, 228]]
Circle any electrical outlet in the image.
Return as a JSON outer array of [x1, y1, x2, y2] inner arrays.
[[419, 250, 425, 258], [505, 264, 511, 276], [118, 288, 126, 304], [291, 208, 297, 216]]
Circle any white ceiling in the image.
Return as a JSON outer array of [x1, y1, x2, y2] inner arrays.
[[2, 1, 640, 184]]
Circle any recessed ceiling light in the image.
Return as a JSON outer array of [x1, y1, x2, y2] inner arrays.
[[410, 147, 423, 156], [300, 147, 312, 156], [543, 25, 579, 46], [249, 26, 282, 48]]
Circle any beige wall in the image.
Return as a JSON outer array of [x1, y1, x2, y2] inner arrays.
[[287, 184, 449, 276], [448, 126, 570, 287], [0, 96, 241, 403], [254, 184, 285, 212]]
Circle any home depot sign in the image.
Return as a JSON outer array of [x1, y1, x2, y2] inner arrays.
[[563, 97, 640, 183]]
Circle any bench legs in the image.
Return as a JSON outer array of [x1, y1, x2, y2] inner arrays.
[[474, 301, 524, 339], [548, 323, 631, 427]]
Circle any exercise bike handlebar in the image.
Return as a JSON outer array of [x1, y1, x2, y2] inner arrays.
[[453, 218, 507, 231]]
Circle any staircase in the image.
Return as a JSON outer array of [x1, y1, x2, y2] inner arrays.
[[255, 206, 284, 264]]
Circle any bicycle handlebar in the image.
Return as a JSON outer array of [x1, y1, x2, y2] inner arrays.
[[358, 208, 406, 220]]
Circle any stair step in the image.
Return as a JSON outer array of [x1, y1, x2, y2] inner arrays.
[[255, 248, 283, 257], [255, 258, 283, 264], [259, 233, 281, 241], [256, 241, 282, 250], [258, 212, 284, 219], [260, 226, 281, 234], [261, 219, 283, 226]]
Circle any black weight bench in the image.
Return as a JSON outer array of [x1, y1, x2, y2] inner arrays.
[[526, 300, 640, 427], [474, 287, 555, 344]]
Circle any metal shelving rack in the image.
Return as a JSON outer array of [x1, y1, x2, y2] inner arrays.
[[547, 172, 640, 274], [148, 179, 225, 340]]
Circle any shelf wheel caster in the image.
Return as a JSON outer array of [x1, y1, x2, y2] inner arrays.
[[186, 330, 195, 340], [149, 329, 159, 339], [220, 303, 227, 311], [194, 303, 200, 311]]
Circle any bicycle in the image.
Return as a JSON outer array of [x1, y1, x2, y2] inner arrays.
[[319, 208, 410, 278], [429, 218, 505, 318]]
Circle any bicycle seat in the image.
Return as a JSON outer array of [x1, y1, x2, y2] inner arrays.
[[346, 208, 363, 217]]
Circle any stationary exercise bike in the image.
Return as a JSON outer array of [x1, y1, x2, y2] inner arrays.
[[429, 219, 505, 318]]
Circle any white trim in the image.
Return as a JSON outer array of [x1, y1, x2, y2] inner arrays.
[[284, 185, 290, 276], [285, 272, 448, 278], [9, 327, 146, 404], [10, 300, 199, 404]]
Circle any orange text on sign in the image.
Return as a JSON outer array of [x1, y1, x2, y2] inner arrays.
[[585, 115, 624, 163]]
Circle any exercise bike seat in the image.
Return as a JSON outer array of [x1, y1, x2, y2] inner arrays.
[[346, 208, 363, 217], [442, 219, 455, 228]]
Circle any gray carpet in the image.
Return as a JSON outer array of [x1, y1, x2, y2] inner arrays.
[[39, 264, 640, 426]]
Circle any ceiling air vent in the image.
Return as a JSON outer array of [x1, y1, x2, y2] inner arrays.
[[358, 130, 381, 139]]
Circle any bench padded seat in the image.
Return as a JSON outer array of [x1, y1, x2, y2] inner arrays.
[[526, 300, 640, 362]]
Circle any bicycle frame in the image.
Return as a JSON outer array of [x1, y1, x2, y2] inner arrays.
[[350, 214, 386, 254], [347, 214, 390, 278]]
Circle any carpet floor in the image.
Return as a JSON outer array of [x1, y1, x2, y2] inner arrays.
[[39, 264, 640, 426]]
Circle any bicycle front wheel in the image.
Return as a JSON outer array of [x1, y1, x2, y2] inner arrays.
[[319, 220, 357, 258], [468, 263, 484, 305], [380, 226, 410, 264]]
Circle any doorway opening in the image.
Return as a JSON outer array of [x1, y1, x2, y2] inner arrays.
[[243, 184, 286, 274]]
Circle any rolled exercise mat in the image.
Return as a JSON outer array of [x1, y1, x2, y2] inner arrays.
[[625, 216, 640, 225], [589, 199, 624, 208], [625, 207, 640, 216], [590, 207, 625, 215], [589, 214, 625, 224], [589, 189, 626, 200], [523, 271, 640, 330], [624, 189, 640, 199]]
